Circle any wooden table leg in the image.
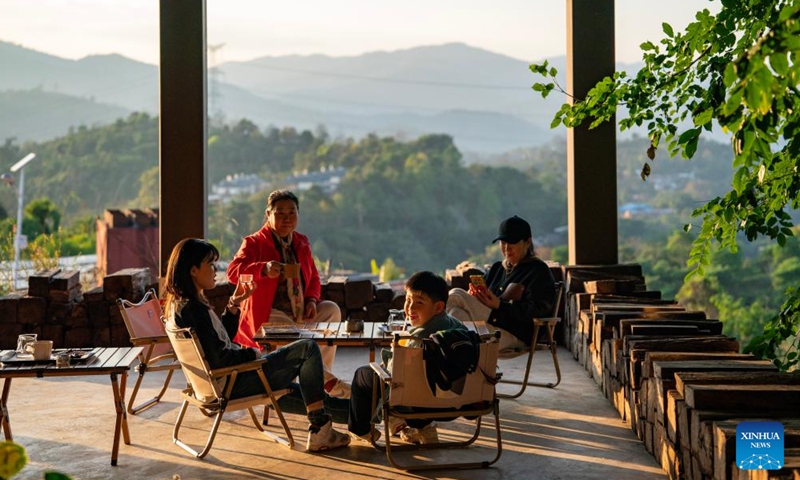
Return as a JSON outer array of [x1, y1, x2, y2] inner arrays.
[[0, 378, 12, 440], [110, 372, 124, 466], [119, 371, 131, 445], [369, 345, 376, 363]]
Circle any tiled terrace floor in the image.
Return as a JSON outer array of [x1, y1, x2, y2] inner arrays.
[[10, 346, 665, 480]]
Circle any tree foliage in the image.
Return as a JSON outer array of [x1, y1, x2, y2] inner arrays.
[[530, 0, 800, 369], [207, 132, 567, 274]]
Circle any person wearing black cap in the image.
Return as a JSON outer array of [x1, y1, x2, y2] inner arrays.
[[446, 215, 556, 351]]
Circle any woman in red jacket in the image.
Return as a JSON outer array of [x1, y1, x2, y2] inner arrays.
[[227, 190, 350, 398]]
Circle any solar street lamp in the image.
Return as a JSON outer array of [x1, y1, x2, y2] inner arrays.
[[4, 153, 36, 290]]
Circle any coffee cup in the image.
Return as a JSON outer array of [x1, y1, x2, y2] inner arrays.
[[240, 273, 254, 285], [282, 263, 301, 279], [345, 319, 364, 333], [25, 340, 53, 361], [16, 333, 37, 354]]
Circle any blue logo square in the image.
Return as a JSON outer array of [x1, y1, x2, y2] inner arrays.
[[736, 421, 784, 470]]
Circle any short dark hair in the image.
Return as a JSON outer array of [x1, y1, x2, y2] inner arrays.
[[405, 271, 449, 304], [266, 190, 299, 211]]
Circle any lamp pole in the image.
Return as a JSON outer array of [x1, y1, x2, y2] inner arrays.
[[9, 153, 36, 290]]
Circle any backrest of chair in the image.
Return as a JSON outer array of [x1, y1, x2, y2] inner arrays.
[[165, 326, 220, 402], [551, 281, 564, 318], [389, 334, 499, 408], [118, 289, 173, 357]]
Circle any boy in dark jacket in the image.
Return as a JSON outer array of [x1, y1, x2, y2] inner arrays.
[[348, 271, 467, 445]]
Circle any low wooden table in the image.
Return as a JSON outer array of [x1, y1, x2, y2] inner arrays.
[[0, 346, 143, 466], [256, 322, 393, 362], [256, 321, 491, 362]]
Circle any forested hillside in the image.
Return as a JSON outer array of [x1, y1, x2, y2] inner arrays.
[[1, 113, 797, 346]]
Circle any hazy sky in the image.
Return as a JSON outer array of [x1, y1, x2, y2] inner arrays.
[[1, 0, 718, 65]]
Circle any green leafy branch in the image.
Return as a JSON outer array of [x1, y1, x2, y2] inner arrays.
[[529, 0, 800, 369]]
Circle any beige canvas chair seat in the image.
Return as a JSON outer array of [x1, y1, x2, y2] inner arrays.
[[166, 325, 294, 459], [117, 289, 182, 414], [369, 326, 502, 471], [497, 281, 564, 399]]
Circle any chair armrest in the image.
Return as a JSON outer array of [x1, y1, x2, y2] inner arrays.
[[150, 353, 179, 364], [130, 335, 171, 344], [532, 317, 560, 326], [210, 358, 269, 378], [369, 362, 391, 383]]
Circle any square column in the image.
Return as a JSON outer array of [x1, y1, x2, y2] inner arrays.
[[567, 0, 618, 265], [159, 0, 208, 275]]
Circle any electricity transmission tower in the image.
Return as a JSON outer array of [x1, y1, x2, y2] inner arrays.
[[208, 43, 226, 124]]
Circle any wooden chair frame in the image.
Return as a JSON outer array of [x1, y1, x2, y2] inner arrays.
[[166, 326, 294, 459], [497, 281, 564, 399], [117, 289, 181, 414], [369, 329, 502, 471]]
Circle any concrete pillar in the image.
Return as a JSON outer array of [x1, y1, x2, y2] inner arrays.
[[566, 0, 618, 265], [159, 0, 208, 276]]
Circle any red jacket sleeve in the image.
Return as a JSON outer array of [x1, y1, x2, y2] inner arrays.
[[227, 235, 271, 284]]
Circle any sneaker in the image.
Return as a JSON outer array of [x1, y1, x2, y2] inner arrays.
[[399, 424, 439, 444], [325, 379, 352, 399], [348, 428, 380, 446], [307, 420, 351, 452], [386, 416, 407, 436]]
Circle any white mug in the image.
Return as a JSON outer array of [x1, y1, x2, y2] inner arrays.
[[25, 340, 53, 361]]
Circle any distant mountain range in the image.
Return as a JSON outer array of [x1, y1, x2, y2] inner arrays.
[[0, 39, 644, 152]]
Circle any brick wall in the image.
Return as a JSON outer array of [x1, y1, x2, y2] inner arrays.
[[0, 261, 562, 350], [0, 268, 405, 349]]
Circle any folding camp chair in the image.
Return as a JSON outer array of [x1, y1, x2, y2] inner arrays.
[[165, 326, 294, 458], [369, 326, 502, 471], [117, 289, 182, 414], [497, 281, 564, 399]]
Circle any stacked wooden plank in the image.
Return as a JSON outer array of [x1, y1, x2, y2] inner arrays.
[[646, 358, 778, 478], [538, 263, 800, 479], [593, 305, 708, 389], [672, 371, 800, 479], [566, 292, 669, 367]]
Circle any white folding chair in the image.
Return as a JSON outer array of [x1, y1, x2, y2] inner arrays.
[[369, 326, 502, 471], [117, 289, 181, 414], [165, 326, 294, 458]]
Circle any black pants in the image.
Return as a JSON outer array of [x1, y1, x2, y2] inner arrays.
[[348, 365, 433, 436], [276, 383, 349, 425]]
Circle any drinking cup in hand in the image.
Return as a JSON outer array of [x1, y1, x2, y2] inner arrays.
[[240, 273, 253, 285], [283, 263, 301, 279]]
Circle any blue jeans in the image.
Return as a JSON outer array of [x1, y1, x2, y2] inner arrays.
[[230, 339, 325, 408]]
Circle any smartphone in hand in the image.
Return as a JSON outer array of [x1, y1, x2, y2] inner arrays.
[[469, 275, 487, 289]]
